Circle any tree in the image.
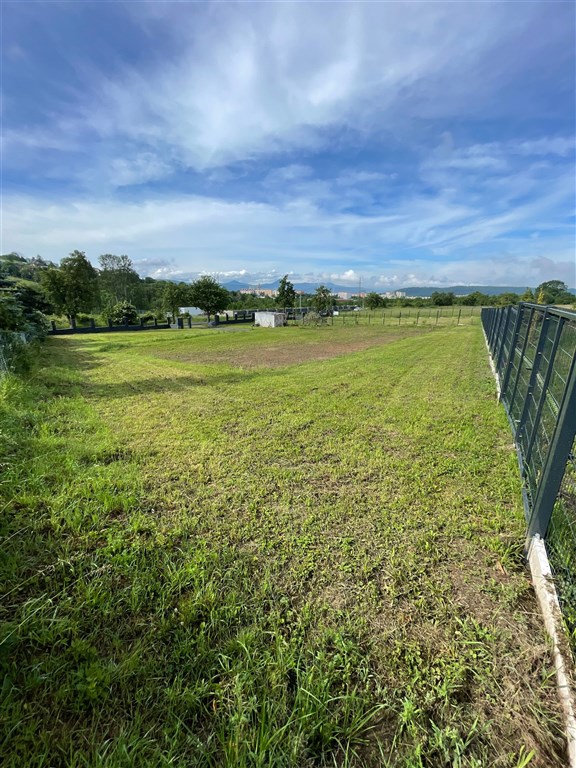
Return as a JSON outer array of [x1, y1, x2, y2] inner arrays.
[[496, 292, 520, 307], [276, 275, 296, 308], [535, 280, 572, 305], [98, 254, 140, 304], [310, 285, 333, 314], [42, 251, 99, 323], [520, 288, 535, 302], [162, 282, 191, 321], [189, 276, 230, 321], [431, 291, 455, 306], [365, 292, 384, 310]]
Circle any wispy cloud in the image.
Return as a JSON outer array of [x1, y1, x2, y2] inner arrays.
[[3, 1, 575, 287]]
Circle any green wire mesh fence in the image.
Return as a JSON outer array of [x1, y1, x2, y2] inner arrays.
[[482, 303, 576, 644]]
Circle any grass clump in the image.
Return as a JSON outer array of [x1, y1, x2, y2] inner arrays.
[[0, 323, 567, 766]]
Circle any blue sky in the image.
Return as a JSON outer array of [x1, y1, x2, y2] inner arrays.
[[3, 1, 575, 288]]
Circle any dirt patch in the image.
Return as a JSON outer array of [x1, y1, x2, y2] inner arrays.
[[164, 327, 428, 370]]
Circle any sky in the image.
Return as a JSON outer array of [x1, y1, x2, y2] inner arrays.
[[2, 0, 575, 289]]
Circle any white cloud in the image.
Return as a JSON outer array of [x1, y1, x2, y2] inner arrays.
[[21, 2, 549, 174], [513, 137, 575, 156], [4, 179, 574, 288], [110, 153, 175, 186]]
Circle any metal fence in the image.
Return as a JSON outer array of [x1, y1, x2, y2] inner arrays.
[[482, 303, 576, 640]]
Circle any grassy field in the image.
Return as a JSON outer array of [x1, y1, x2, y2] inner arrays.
[[0, 323, 566, 766]]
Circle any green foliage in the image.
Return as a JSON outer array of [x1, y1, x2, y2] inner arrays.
[[520, 288, 535, 302], [188, 276, 230, 321], [431, 291, 455, 306], [496, 292, 520, 307], [0, 253, 56, 281], [365, 292, 384, 310], [162, 281, 191, 321], [105, 301, 139, 326], [458, 291, 490, 306], [98, 253, 140, 304], [535, 280, 573, 305], [42, 251, 99, 322], [310, 284, 333, 313], [0, 276, 48, 343], [276, 274, 296, 308], [301, 310, 326, 326]]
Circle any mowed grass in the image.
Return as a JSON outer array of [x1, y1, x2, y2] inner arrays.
[[0, 323, 566, 767]]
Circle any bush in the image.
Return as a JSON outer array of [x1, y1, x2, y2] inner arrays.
[[105, 302, 139, 326], [301, 311, 326, 327], [0, 331, 35, 375]]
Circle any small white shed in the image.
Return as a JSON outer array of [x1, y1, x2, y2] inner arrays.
[[254, 311, 286, 328]]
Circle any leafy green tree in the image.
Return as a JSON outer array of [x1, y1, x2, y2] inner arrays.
[[276, 275, 296, 308], [365, 292, 383, 310], [459, 291, 490, 306], [41, 251, 99, 323], [496, 292, 520, 307], [189, 276, 230, 321], [98, 254, 140, 304], [520, 288, 535, 302], [431, 291, 455, 306], [310, 285, 333, 313], [162, 282, 191, 321], [535, 280, 572, 305]]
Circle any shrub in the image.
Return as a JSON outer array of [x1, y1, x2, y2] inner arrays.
[[302, 311, 326, 327], [105, 302, 139, 326], [0, 331, 35, 375]]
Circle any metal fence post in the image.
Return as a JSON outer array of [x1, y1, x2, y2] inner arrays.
[[494, 306, 511, 369], [527, 352, 576, 540]]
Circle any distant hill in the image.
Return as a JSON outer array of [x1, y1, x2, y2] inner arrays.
[[400, 285, 528, 297], [222, 280, 575, 297]]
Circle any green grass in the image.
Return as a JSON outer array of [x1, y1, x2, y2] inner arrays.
[[0, 323, 566, 766]]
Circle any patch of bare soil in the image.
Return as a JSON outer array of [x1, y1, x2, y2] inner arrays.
[[169, 328, 428, 369]]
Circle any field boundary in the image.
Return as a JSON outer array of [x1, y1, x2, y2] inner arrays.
[[483, 320, 576, 765]]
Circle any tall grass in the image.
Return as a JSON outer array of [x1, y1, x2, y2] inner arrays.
[[0, 324, 566, 766]]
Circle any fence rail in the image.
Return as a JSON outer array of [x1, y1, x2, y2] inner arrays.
[[482, 303, 576, 643]]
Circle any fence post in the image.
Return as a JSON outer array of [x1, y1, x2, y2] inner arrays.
[[495, 306, 512, 370], [527, 354, 576, 540]]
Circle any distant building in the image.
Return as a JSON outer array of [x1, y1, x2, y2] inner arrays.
[[381, 291, 406, 299], [239, 288, 278, 298]]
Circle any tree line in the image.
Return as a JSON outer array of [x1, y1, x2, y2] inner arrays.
[[1, 250, 573, 337]]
